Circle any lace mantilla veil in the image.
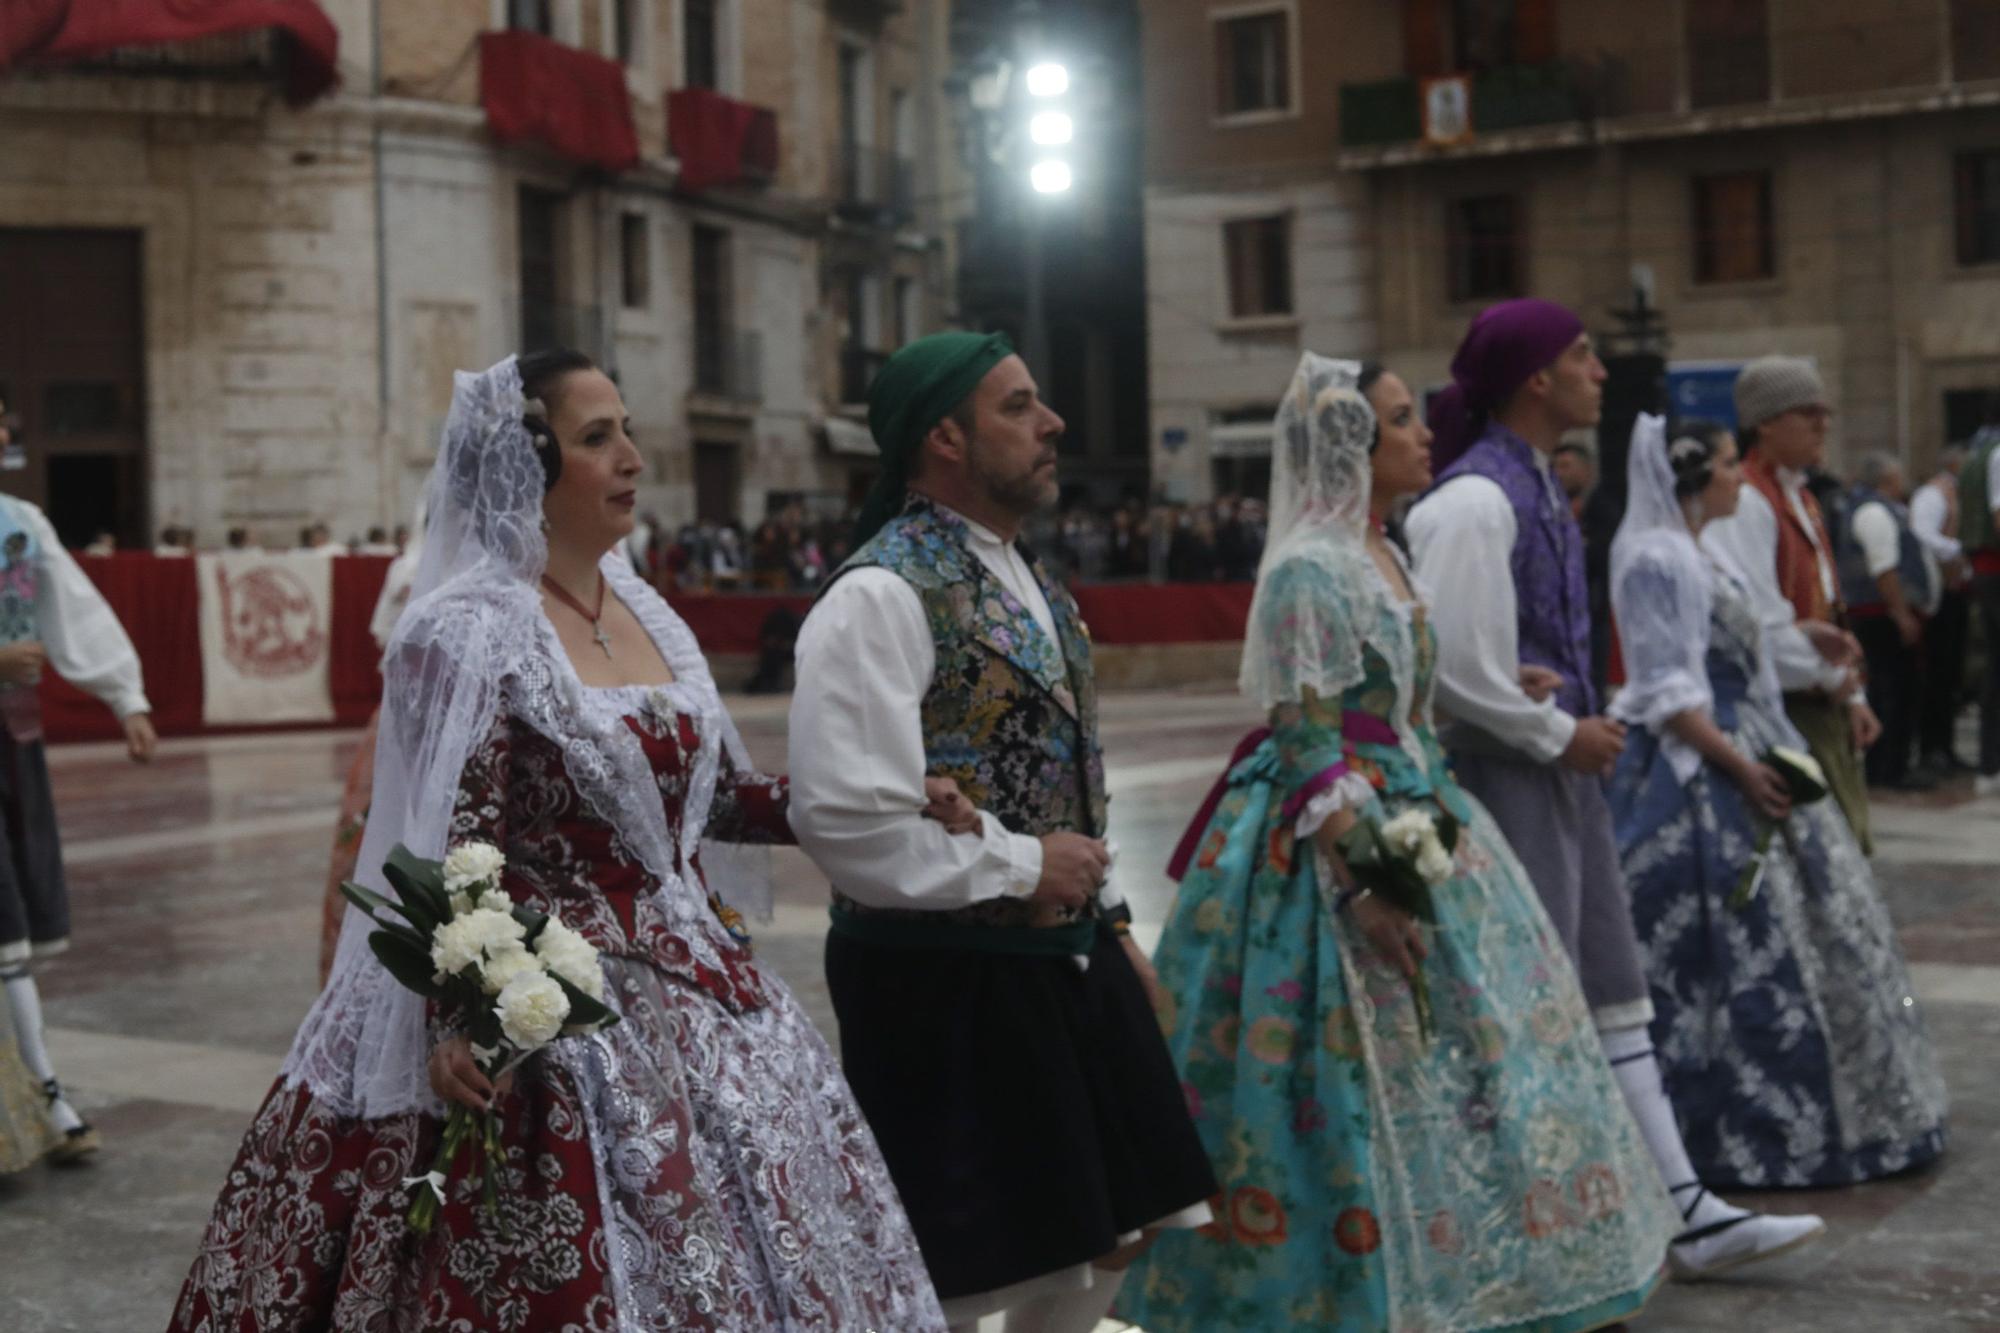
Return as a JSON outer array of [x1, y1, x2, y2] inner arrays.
[[283, 356, 770, 1118], [1238, 353, 1394, 713]]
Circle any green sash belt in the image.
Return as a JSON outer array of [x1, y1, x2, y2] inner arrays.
[[828, 905, 1099, 957]]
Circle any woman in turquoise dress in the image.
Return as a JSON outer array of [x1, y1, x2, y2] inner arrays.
[[1118, 355, 1676, 1332]]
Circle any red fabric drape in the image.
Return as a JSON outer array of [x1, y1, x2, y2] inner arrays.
[[662, 584, 1255, 656], [668, 87, 778, 190], [38, 553, 390, 742], [0, 0, 340, 105], [479, 30, 639, 173]]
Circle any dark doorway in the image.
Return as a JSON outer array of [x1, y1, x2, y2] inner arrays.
[[693, 439, 738, 523], [518, 186, 564, 352], [0, 228, 147, 547]]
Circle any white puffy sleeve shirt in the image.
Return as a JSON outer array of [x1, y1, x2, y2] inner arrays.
[[1908, 482, 1961, 564], [19, 502, 150, 718], [1701, 486, 1849, 696], [787, 519, 1048, 910], [1405, 474, 1577, 764]]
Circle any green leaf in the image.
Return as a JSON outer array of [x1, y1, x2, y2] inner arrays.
[[552, 975, 620, 1030], [368, 930, 443, 996], [383, 844, 454, 927]]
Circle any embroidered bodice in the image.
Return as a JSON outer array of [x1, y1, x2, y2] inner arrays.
[[450, 684, 789, 1012]]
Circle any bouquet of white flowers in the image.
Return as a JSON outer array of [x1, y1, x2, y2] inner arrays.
[[340, 841, 619, 1233], [1730, 746, 1829, 909], [1334, 804, 1460, 1041]]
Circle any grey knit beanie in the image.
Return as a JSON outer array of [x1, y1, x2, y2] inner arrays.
[[1733, 355, 1828, 429]]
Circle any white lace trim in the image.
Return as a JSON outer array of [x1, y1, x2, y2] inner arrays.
[[1292, 770, 1382, 839]]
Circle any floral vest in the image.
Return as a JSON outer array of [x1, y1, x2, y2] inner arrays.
[[1742, 453, 1839, 622], [824, 499, 1107, 929], [0, 498, 44, 742], [1431, 425, 1598, 718]]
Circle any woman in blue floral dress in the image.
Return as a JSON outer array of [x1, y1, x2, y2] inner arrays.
[[1606, 416, 1946, 1189], [1119, 355, 1676, 1333]]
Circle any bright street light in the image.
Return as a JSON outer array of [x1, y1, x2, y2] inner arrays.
[[1029, 159, 1073, 194], [1024, 62, 1069, 98], [1029, 111, 1073, 145]]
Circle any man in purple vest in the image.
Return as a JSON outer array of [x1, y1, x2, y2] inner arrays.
[[1407, 299, 1824, 1279]]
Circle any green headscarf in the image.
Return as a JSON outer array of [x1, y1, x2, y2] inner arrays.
[[852, 330, 1015, 547]]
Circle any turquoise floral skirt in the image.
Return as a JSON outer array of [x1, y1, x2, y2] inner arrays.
[[1118, 738, 1676, 1332]]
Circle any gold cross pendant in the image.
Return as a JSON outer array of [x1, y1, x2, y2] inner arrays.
[[593, 622, 613, 657]]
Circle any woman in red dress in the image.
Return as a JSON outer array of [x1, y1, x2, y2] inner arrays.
[[170, 351, 947, 1331]]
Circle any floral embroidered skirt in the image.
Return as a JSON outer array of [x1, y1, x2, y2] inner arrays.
[[1118, 737, 1676, 1333], [169, 955, 946, 1332], [1610, 718, 1948, 1189]]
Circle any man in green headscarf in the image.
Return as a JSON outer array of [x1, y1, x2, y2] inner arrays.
[[790, 333, 1218, 1328]]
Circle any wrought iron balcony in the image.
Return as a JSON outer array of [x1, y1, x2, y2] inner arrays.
[[837, 144, 916, 223], [694, 328, 764, 402]]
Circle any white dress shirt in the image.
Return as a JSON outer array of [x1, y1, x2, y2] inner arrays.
[[1909, 479, 1961, 564], [788, 507, 1048, 910], [5, 498, 150, 718], [1406, 471, 1577, 764], [1851, 499, 1941, 615], [1701, 480, 1850, 696]]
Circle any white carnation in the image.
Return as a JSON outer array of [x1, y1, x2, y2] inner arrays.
[[1380, 809, 1435, 855], [532, 918, 606, 1003], [442, 841, 507, 895], [496, 971, 570, 1050], [448, 890, 474, 917], [1416, 841, 1455, 885], [429, 906, 525, 980], [479, 942, 545, 996]]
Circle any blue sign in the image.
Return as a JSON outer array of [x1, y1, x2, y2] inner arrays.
[[1666, 362, 1743, 430]]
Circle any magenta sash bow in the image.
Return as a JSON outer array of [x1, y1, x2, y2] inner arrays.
[[1164, 711, 1400, 882]]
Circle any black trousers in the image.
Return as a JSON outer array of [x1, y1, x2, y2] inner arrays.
[[1855, 614, 1919, 785], [1919, 587, 1970, 762], [1980, 576, 2000, 776]]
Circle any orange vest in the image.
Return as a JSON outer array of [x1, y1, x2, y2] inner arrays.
[[1743, 453, 1839, 622]]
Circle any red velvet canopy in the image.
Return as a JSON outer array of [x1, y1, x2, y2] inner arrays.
[[479, 29, 639, 173], [0, 0, 340, 105]]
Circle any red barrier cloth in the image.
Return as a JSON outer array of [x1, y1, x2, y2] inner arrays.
[[329, 556, 392, 725], [38, 553, 389, 743], [668, 87, 778, 190], [1070, 582, 1252, 644], [0, 0, 341, 105], [663, 583, 1255, 655], [480, 30, 639, 173], [36, 562, 1254, 742]]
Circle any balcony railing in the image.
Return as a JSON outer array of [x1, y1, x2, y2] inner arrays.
[[59, 28, 284, 83], [840, 345, 890, 405], [837, 144, 916, 222], [694, 328, 763, 402], [1338, 64, 1579, 148]]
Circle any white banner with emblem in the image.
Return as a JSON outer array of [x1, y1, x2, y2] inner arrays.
[[197, 552, 335, 726]]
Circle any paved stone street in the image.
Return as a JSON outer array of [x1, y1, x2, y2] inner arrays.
[[2, 688, 1995, 1331]]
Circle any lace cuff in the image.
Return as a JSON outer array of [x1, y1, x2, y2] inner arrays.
[[1290, 769, 1381, 839]]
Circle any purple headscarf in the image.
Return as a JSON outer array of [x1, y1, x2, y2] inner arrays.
[[1426, 298, 1587, 473]]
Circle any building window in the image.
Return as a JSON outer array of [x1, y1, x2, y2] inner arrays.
[[1446, 194, 1521, 302], [518, 186, 563, 351], [1692, 171, 1775, 284], [1686, 0, 1769, 109], [1956, 150, 2000, 266], [612, 0, 640, 65], [893, 275, 918, 346], [684, 0, 719, 89], [1954, 0, 2000, 81], [1213, 8, 1291, 118], [619, 212, 649, 308], [1223, 215, 1292, 319], [508, 0, 554, 35], [692, 223, 729, 391]]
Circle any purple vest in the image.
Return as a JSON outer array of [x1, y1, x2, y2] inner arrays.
[[1433, 425, 1598, 719]]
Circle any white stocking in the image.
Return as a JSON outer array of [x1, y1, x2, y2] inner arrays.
[[1600, 1023, 1741, 1232], [1001, 1268, 1127, 1333], [3, 967, 82, 1134]]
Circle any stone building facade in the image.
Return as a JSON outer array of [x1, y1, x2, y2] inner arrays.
[[1142, 0, 2000, 498], [0, 0, 959, 547]]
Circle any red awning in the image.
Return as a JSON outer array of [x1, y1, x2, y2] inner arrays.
[[479, 30, 639, 173], [669, 86, 778, 191], [0, 0, 340, 106]]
